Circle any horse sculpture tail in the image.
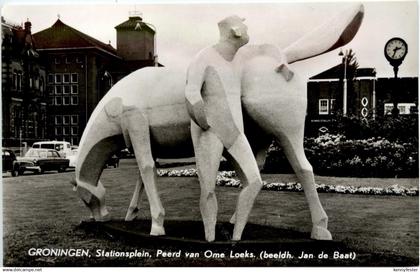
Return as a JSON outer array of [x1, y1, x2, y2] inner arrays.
[[73, 95, 126, 221], [284, 3, 364, 64]]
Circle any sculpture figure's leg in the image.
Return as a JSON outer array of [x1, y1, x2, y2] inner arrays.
[[125, 175, 145, 221], [123, 110, 165, 236], [280, 134, 332, 240], [191, 121, 224, 242], [229, 146, 267, 224], [225, 134, 263, 241]]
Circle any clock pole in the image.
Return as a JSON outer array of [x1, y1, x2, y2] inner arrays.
[[384, 37, 408, 117], [393, 66, 399, 79], [391, 66, 399, 117]]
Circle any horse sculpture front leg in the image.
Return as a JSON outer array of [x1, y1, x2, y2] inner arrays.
[[122, 108, 166, 236], [74, 98, 126, 221]]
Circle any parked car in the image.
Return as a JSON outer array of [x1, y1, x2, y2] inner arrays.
[[67, 148, 78, 168], [2, 148, 20, 176], [119, 148, 135, 158], [68, 148, 119, 169], [31, 141, 72, 158], [105, 154, 120, 168], [16, 148, 69, 174]]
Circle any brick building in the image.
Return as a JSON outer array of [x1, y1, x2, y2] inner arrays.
[[31, 15, 158, 145], [306, 63, 418, 133], [2, 18, 48, 147]]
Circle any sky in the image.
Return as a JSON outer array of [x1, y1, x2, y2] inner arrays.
[[1, 0, 418, 80]]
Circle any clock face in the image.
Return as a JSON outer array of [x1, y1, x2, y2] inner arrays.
[[385, 38, 408, 60]]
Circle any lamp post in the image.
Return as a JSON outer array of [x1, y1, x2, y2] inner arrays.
[[103, 71, 113, 87], [339, 49, 348, 116]]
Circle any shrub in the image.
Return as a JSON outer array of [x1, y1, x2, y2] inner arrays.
[[323, 114, 418, 143], [264, 134, 419, 178]]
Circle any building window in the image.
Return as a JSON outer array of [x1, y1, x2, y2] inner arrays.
[[63, 115, 70, 125], [55, 74, 62, 84], [48, 86, 54, 95], [63, 73, 70, 83], [71, 85, 78, 94], [71, 73, 78, 83], [17, 73, 22, 91], [63, 85, 71, 95], [54, 57, 60, 64], [13, 72, 17, 88], [71, 115, 79, 125], [75, 57, 82, 64], [319, 99, 329, 115], [54, 96, 62, 105], [384, 103, 416, 115], [330, 99, 336, 113], [71, 126, 78, 135], [55, 115, 62, 125], [48, 74, 54, 84], [65, 57, 71, 64], [40, 78, 44, 93], [71, 137, 79, 145], [63, 127, 70, 135], [55, 127, 62, 135], [34, 78, 39, 89], [54, 85, 63, 95], [48, 97, 54, 105], [71, 96, 79, 105], [63, 96, 70, 105]]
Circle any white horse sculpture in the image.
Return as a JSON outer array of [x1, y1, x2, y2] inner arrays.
[[73, 4, 364, 241]]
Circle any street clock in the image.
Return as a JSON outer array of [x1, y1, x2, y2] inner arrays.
[[384, 37, 408, 77]]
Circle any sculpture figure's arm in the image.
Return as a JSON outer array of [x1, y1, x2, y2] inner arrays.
[[259, 44, 294, 81], [238, 44, 294, 81], [185, 60, 210, 130]]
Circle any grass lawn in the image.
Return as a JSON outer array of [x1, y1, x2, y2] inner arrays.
[[2, 159, 418, 266]]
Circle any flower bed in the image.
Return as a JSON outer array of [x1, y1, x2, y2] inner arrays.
[[263, 134, 419, 178], [157, 169, 418, 196]]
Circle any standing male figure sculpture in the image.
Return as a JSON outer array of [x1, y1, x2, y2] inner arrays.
[[185, 15, 263, 242]]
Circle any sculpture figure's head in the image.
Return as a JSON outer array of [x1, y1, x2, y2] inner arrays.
[[218, 15, 249, 47]]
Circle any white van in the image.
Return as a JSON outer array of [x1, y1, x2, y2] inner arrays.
[[32, 141, 72, 158]]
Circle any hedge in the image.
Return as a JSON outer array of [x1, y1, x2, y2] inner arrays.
[[263, 134, 418, 178]]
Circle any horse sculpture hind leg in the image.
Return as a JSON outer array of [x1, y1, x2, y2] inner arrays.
[[240, 53, 332, 240], [277, 131, 332, 240], [125, 175, 145, 221]]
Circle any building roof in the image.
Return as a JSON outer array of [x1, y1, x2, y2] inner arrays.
[[115, 16, 155, 34], [309, 64, 376, 80], [109, 59, 163, 75], [33, 19, 120, 58], [2, 19, 39, 58], [356, 68, 377, 78]]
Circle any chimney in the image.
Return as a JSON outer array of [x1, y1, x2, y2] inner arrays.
[[24, 20, 32, 33], [129, 16, 142, 21]]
